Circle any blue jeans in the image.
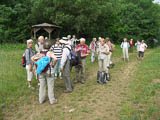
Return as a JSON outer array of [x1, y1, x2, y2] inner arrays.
[[54, 59, 61, 74]]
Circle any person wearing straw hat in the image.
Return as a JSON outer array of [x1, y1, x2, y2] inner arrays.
[[60, 37, 73, 93], [25, 39, 35, 88]]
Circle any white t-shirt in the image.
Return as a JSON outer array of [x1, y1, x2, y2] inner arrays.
[[139, 43, 147, 52]]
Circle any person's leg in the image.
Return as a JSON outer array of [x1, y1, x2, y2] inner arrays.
[[123, 48, 126, 61], [47, 74, 56, 104], [63, 60, 72, 92], [81, 59, 86, 83], [98, 59, 103, 72], [39, 73, 46, 104], [26, 65, 33, 87], [74, 65, 80, 83], [57, 59, 62, 79], [126, 48, 129, 61], [54, 61, 58, 79]]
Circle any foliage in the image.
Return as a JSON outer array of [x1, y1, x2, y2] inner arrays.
[[0, 0, 160, 46]]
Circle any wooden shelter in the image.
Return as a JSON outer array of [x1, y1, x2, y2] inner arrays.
[[31, 23, 61, 40]]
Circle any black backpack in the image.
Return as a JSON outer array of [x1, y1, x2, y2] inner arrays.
[[65, 47, 81, 67], [97, 71, 109, 84]]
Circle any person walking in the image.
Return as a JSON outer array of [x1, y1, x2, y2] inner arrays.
[[89, 38, 97, 63], [121, 38, 130, 61], [25, 39, 35, 88], [138, 40, 148, 60], [51, 38, 63, 79], [60, 37, 73, 93], [74, 38, 90, 84]]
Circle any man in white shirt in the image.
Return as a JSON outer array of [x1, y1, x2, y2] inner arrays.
[[60, 37, 73, 93], [139, 40, 148, 60], [35, 36, 44, 53]]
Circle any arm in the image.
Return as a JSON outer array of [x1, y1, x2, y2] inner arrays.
[[25, 49, 32, 71], [35, 44, 40, 53], [49, 52, 58, 67], [60, 48, 69, 69], [120, 43, 123, 48]]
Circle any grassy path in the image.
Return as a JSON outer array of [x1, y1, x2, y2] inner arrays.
[[2, 48, 154, 120]]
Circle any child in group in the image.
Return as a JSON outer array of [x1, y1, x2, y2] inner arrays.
[[25, 39, 35, 88], [89, 38, 97, 63], [121, 38, 130, 61], [139, 40, 148, 60], [97, 38, 110, 80]]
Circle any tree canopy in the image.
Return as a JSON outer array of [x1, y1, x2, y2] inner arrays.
[[0, 0, 160, 47]]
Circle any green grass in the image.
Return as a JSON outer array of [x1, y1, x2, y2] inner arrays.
[[1, 44, 159, 120], [119, 48, 160, 120]]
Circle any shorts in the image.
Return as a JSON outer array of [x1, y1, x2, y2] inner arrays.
[[139, 51, 144, 57]]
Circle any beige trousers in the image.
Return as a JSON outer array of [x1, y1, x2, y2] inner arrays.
[[123, 48, 129, 59], [98, 58, 109, 73], [39, 72, 56, 104]]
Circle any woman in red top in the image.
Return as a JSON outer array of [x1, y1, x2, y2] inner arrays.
[[129, 39, 134, 53]]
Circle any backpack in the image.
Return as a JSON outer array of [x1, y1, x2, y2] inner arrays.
[[65, 47, 81, 67], [35, 51, 52, 75], [21, 48, 30, 67], [97, 71, 109, 84]]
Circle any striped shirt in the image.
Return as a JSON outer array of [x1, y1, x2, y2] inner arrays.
[[51, 44, 63, 59]]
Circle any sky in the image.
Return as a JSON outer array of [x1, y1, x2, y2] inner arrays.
[[153, 0, 160, 4]]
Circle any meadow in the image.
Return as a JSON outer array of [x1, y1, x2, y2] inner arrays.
[[0, 44, 160, 120]]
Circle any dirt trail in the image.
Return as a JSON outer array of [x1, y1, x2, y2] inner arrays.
[[3, 51, 153, 120]]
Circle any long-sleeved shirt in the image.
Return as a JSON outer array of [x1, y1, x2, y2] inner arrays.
[[121, 42, 130, 48], [139, 43, 148, 52], [60, 45, 71, 69], [35, 42, 44, 53], [25, 48, 34, 65]]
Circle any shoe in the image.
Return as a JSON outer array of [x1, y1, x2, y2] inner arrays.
[[80, 80, 85, 84], [74, 80, 78, 84], [50, 99, 57, 104], [54, 76, 57, 80], [28, 85, 35, 90], [111, 63, 115, 68], [64, 90, 72, 93]]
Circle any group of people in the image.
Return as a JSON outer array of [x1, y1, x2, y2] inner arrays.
[[24, 35, 91, 104], [121, 38, 148, 61], [24, 35, 147, 104]]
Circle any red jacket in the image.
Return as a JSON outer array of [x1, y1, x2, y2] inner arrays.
[[129, 41, 134, 47]]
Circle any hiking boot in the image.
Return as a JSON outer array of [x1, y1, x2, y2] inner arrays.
[[59, 76, 62, 80], [74, 80, 78, 84], [80, 80, 85, 84], [50, 99, 57, 104]]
